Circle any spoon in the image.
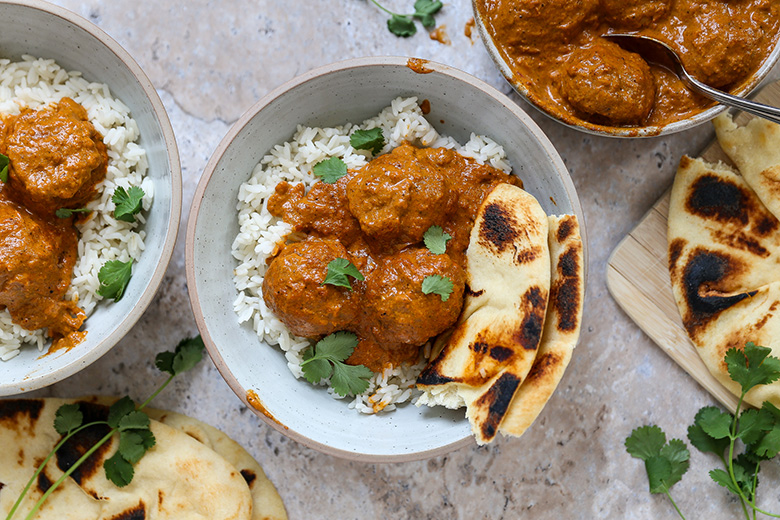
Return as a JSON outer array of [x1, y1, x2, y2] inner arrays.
[[605, 33, 780, 125]]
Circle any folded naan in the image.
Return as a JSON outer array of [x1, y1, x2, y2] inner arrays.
[[0, 398, 257, 520], [668, 155, 780, 407], [417, 183, 551, 445], [499, 214, 584, 438]]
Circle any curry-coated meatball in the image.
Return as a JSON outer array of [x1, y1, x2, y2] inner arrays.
[[600, 0, 672, 29], [558, 41, 655, 125], [346, 143, 450, 249], [262, 238, 359, 338], [5, 97, 108, 217], [681, 2, 767, 89], [360, 248, 465, 347], [0, 196, 84, 337]]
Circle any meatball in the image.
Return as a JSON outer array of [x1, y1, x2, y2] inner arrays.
[[5, 97, 108, 217], [558, 41, 655, 125], [262, 238, 359, 338], [0, 196, 84, 337], [600, 0, 672, 29], [346, 143, 450, 250], [360, 248, 465, 347]]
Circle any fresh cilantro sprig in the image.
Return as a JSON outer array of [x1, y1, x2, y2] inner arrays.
[[422, 274, 453, 301], [323, 258, 364, 291], [368, 0, 443, 37], [0, 153, 9, 182], [350, 128, 385, 155], [113, 186, 146, 223], [312, 157, 348, 184], [5, 336, 205, 520], [627, 342, 780, 520], [423, 225, 451, 254], [300, 331, 373, 396], [625, 425, 689, 519], [55, 207, 90, 219], [97, 259, 133, 302]]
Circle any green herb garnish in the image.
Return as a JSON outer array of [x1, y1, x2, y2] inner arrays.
[[369, 0, 443, 37], [423, 225, 451, 255], [55, 207, 90, 219], [0, 153, 9, 182], [323, 258, 364, 291], [627, 342, 780, 520], [97, 259, 133, 301], [312, 157, 348, 184], [300, 331, 373, 396], [421, 274, 453, 301], [5, 336, 205, 520], [112, 186, 146, 223], [350, 128, 385, 155]]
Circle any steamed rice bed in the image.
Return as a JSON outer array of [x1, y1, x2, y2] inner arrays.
[[232, 97, 511, 414], [0, 56, 152, 361]]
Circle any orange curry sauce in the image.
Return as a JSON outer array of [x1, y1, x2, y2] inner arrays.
[[476, 0, 780, 129], [263, 142, 521, 372]]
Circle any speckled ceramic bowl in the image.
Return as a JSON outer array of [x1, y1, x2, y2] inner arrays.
[[186, 56, 586, 461], [472, 0, 780, 138], [0, 0, 181, 395]]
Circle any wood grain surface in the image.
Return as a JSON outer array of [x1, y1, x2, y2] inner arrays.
[[606, 82, 780, 413]]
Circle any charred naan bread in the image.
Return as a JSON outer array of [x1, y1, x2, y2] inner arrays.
[[499, 214, 584, 438], [714, 112, 780, 221], [0, 398, 258, 520], [417, 183, 551, 445], [668, 155, 780, 407]]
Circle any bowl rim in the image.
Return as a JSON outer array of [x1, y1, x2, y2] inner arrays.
[[186, 55, 587, 461], [471, 0, 780, 138], [0, 0, 182, 394]]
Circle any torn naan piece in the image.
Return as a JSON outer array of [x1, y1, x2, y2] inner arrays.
[[417, 183, 551, 445], [0, 398, 254, 520], [668, 156, 780, 407], [713, 112, 780, 221], [499, 214, 584, 439]]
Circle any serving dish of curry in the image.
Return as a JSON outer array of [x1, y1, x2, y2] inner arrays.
[[474, 0, 780, 133], [264, 142, 522, 372]]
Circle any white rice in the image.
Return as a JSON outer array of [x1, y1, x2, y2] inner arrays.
[[232, 96, 510, 414], [0, 56, 151, 361]]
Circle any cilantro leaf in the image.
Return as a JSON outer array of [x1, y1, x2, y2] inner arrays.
[[54, 404, 83, 435], [423, 225, 451, 254], [350, 128, 385, 155], [726, 343, 780, 394], [55, 207, 90, 219], [696, 406, 733, 440], [301, 347, 331, 384], [300, 332, 373, 395], [388, 14, 416, 37], [97, 259, 133, 301], [421, 274, 453, 301], [104, 451, 134, 487], [118, 410, 150, 432], [156, 335, 205, 376], [119, 431, 148, 465], [330, 362, 373, 397], [660, 439, 690, 487], [688, 407, 730, 457], [626, 425, 666, 460], [645, 455, 673, 494], [112, 186, 145, 223], [312, 157, 348, 184], [710, 468, 741, 496], [107, 396, 136, 429], [752, 425, 780, 459], [733, 454, 759, 496], [414, 0, 442, 15], [0, 153, 8, 182], [323, 258, 364, 290], [738, 408, 775, 445]]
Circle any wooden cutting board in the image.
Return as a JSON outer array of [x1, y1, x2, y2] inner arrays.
[[606, 81, 780, 413]]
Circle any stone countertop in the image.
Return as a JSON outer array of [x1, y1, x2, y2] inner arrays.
[[27, 1, 780, 518]]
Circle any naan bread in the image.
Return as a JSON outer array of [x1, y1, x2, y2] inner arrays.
[[667, 155, 780, 407], [499, 214, 584, 438], [0, 398, 254, 520], [417, 183, 551, 445], [714, 112, 780, 221]]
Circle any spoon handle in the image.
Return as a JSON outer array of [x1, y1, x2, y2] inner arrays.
[[687, 76, 780, 125]]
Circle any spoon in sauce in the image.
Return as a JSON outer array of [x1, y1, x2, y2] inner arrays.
[[605, 33, 780, 125]]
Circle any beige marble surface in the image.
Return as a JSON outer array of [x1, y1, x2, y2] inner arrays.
[[25, 0, 780, 518]]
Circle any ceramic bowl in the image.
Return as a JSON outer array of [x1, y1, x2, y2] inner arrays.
[[472, 0, 780, 138], [186, 56, 586, 461], [0, 0, 181, 395]]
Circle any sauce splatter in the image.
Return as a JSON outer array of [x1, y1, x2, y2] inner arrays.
[[464, 17, 475, 41], [246, 389, 286, 429], [407, 58, 433, 74], [420, 99, 431, 114], [430, 25, 450, 45]]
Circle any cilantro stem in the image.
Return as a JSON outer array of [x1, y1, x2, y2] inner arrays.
[[5, 421, 106, 520], [368, 0, 402, 17], [138, 374, 175, 410], [663, 488, 686, 520]]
